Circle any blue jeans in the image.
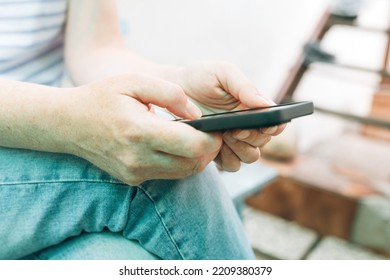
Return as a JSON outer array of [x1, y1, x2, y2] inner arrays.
[[0, 147, 255, 260]]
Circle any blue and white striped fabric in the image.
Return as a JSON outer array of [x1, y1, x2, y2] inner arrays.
[[0, 0, 68, 86]]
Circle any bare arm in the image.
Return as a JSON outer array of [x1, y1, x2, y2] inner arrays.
[[65, 0, 174, 85], [0, 0, 220, 185], [0, 78, 73, 153]]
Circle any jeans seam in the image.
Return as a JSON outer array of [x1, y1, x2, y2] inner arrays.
[[137, 185, 185, 260], [0, 179, 128, 186]]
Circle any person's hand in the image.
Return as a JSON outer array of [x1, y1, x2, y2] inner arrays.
[[62, 74, 222, 185], [174, 62, 285, 171]]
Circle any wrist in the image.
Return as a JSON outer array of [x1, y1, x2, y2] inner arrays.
[[48, 86, 92, 157], [0, 79, 77, 154], [23, 86, 78, 155], [43, 87, 81, 155]]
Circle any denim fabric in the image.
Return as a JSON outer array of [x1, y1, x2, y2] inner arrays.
[[23, 231, 160, 260], [0, 147, 255, 260]]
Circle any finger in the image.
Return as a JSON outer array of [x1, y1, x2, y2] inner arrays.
[[224, 132, 260, 163], [219, 144, 241, 172], [121, 74, 202, 119], [143, 114, 223, 158], [230, 129, 272, 148], [120, 150, 216, 185], [216, 64, 275, 108], [261, 124, 286, 136], [140, 152, 213, 180], [214, 154, 223, 170]]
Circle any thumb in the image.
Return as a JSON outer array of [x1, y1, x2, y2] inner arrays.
[[123, 74, 202, 119], [217, 64, 275, 108]]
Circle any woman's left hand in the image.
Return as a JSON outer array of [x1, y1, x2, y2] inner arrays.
[[175, 62, 286, 171]]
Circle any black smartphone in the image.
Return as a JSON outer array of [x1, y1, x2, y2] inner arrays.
[[179, 101, 314, 132]]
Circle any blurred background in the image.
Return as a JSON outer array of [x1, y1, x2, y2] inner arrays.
[[118, 0, 390, 259]]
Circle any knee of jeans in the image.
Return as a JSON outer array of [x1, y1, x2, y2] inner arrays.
[[28, 231, 160, 260]]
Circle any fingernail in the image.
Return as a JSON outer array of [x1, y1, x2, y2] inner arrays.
[[263, 126, 278, 135], [224, 132, 237, 143], [234, 130, 250, 140], [215, 163, 223, 171], [186, 100, 202, 119]]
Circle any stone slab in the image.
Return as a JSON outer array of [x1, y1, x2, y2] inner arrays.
[[307, 236, 386, 260], [351, 195, 390, 253], [243, 207, 318, 260]]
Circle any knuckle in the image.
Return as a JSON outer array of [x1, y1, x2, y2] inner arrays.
[[125, 162, 140, 174], [186, 140, 207, 158], [231, 165, 241, 172], [254, 135, 271, 147], [175, 161, 196, 178], [170, 83, 185, 95], [223, 163, 240, 172], [194, 159, 209, 173], [260, 135, 272, 147], [181, 158, 206, 176], [242, 149, 260, 164], [169, 84, 186, 102], [123, 127, 144, 143], [215, 61, 235, 70], [247, 131, 259, 142], [184, 167, 196, 177], [125, 176, 144, 186], [119, 169, 144, 186], [118, 157, 146, 186], [124, 157, 145, 175]]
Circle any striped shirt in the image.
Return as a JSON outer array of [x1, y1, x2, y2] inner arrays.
[[0, 0, 68, 86]]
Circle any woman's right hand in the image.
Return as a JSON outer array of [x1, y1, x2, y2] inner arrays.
[[61, 74, 223, 185]]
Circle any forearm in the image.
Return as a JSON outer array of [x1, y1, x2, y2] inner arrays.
[[0, 78, 73, 153], [64, 0, 182, 86], [66, 44, 182, 86]]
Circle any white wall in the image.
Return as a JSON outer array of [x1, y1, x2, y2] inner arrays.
[[118, 0, 331, 100]]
